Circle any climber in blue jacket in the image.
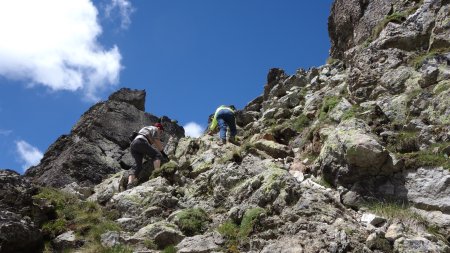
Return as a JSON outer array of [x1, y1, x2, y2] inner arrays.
[[208, 105, 238, 145]]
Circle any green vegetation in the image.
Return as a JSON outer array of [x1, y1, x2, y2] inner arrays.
[[409, 48, 450, 69], [326, 57, 338, 65], [175, 208, 210, 236], [433, 81, 450, 95], [217, 207, 266, 252], [427, 224, 448, 242], [151, 160, 178, 178], [144, 240, 157, 250], [33, 187, 121, 251], [80, 244, 134, 253], [292, 114, 311, 132], [365, 201, 427, 225], [371, 12, 408, 41], [299, 87, 308, 98], [396, 142, 450, 170], [389, 130, 419, 153], [319, 96, 341, 121], [162, 245, 177, 253], [341, 104, 363, 121], [316, 176, 333, 188], [238, 208, 265, 238]]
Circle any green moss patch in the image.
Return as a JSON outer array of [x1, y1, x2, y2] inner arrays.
[[151, 160, 179, 179], [175, 208, 211, 236]]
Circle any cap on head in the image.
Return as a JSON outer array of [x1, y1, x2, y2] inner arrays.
[[154, 123, 164, 131]]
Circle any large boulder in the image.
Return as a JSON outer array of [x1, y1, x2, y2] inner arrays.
[[315, 118, 392, 186], [25, 88, 185, 188]]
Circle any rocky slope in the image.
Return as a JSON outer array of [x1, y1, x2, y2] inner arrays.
[[25, 88, 184, 189], [1, 0, 449, 252]]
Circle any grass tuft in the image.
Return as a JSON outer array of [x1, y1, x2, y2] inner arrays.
[[175, 208, 210, 236], [366, 201, 427, 225], [217, 208, 265, 251]]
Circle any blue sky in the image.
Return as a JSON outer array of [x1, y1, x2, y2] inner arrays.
[[0, 0, 333, 173]]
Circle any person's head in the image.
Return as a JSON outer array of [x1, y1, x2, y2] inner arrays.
[[154, 123, 164, 132]]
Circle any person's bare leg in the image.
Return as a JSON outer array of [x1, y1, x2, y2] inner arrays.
[[128, 174, 137, 185], [153, 159, 161, 170]]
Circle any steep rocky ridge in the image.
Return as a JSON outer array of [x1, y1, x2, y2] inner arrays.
[[25, 88, 184, 189], [1, 0, 449, 252]]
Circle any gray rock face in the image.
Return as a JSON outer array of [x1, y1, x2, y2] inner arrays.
[[329, 0, 449, 102], [52, 231, 83, 251], [132, 221, 185, 248], [0, 170, 44, 253], [0, 211, 43, 253], [404, 167, 450, 212], [328, 0, 395, 59], [394, 236, 449, 253], [176, 233, 223, 253], [25, 88, 184, 188]]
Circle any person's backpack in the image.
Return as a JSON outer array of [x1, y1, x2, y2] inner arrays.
[[129, 131, 139, 142]]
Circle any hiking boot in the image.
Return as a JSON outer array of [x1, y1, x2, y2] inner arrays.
[[229, 136, 239, 145], [126, 181, 138, 190], [218, 139, 226, 146]]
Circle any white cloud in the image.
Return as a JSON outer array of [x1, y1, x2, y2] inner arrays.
[[0, 0, 123, 101], [0, 129, 12, 136], [105, 0, 135, 29], [184, 122, 205, 138], [16, 140, 43, 171]]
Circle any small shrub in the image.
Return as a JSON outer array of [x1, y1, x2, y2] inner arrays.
[[162, 245, 177, 253], [42, 218, 67, 238], [319, 96, 341, 121], [398, 142, 450, 170], [341, 104, 362, 121], [371, 12, 407, 40], [144, 240, 157, 250], [103, 245, 134, 253], [238, 208, 265, 238], [292, 114, 310, 132], [218, 221, 239, 239], [217, 221, 240, 251], [395, 131, 420, 153], [217, 208, 265, 250], [175, 208, 210, 236]]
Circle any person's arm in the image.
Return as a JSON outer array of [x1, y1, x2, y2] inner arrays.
[[153, 138, 164, 152]]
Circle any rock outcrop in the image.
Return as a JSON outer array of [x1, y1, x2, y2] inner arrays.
[[25, 88, 184, 188], [0, 170, 45, 253]]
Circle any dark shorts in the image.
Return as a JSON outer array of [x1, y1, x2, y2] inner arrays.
[[129, 137, 162, 176]]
